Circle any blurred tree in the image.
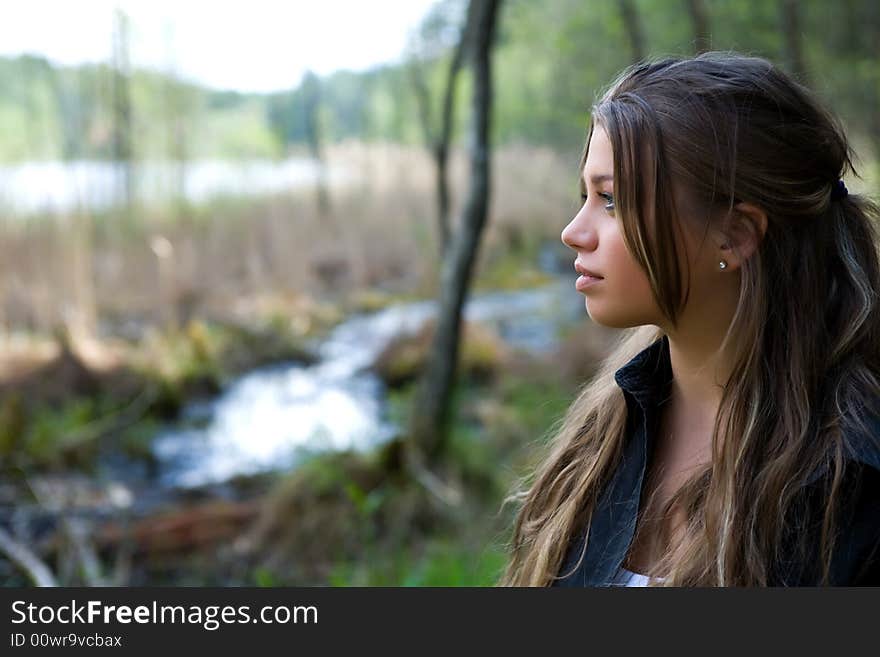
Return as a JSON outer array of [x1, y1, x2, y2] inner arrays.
[[111, 8, 134, 212], [16, 56, 59, 160], [51, 64, 97, 339], [822, 0, 880, 162], [866, 2, 880, 161], [780, 0, 810, 86], [618, 0, 646, 63], [51, 68, 85, 160], [408, 0, 503, 468], [162, 20, 194, 215], [685, 0, 711, 54], [0, 1, 877, 179], [407, 0, 470, 257], [320, 71, 373, 140], [301, 70, 330, 216]]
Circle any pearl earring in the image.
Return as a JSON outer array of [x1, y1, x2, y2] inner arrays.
[[719, 260, 728, 270]]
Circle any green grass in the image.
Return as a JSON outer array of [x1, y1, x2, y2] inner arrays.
[[473, 241, 556, 292], [327, 539, 508, 587], [310, 370, 571, 587]]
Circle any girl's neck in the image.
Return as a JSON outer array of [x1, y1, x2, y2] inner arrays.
[[663, 328, 731, 430]]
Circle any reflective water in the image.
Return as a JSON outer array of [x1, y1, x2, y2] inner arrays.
[[152, 278, 583, 488], [0, 158, 349, 215]]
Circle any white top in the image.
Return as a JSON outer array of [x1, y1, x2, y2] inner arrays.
[[607, 566, 663, 587]]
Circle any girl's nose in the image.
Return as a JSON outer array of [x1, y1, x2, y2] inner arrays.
[[561, 211, 598, 251]]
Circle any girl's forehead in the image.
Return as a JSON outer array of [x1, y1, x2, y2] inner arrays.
[[585, 127, 613, 167], [583, 136, 614, 183]]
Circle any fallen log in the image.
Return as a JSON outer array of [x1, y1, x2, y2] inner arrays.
[[96, 499, 261, 556]]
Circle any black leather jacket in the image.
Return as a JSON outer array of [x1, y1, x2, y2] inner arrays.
[[553, 335, 880, 586]]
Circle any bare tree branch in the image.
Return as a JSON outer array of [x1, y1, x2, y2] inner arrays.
[[61, 517, 108, 586], [0, 526, 57, 587]]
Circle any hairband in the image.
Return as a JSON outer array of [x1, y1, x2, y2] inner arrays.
[[831, 179, 848, 201]]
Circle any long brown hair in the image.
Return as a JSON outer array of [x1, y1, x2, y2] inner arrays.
[[499, 52, 880, 586]]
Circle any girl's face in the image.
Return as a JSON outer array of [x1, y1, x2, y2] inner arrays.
[[561, 125, 663, 328]]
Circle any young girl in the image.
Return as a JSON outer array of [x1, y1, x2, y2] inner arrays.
[[499, 52, 880, 586]]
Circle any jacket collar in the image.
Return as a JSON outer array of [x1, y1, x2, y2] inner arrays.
[[613, 333, 673, 410]]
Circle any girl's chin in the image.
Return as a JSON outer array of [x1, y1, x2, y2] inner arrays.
[[585, 302, 639, 330]]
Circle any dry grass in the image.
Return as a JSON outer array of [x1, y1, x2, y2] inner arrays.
[[0, 141, 578, 343]]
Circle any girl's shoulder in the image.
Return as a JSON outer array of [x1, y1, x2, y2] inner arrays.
[[797, 416, 880, 585], [803, 405, 880, 487], [773, 407, 880, 586], [833, 460, 880, 585], [844, 408, 880, 475]]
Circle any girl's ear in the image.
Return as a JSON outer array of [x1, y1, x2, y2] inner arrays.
[[717, 202, 768, 269]]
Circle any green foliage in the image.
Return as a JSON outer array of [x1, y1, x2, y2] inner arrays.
[[1, 2, 877, 163], [343, 480, 388, 518], [139, 318, 316, 404], [0, 55, 281, 162], [0, 393, 25, 457], [26, 399, 95, 460], [474, 244, 555, 292], [497, 374, 571, 438], [116, 417, 163, 463], [320, 369, 570, 587], [326, 538, 507, 586], [252, 566, 278, 587], [398, 541, 507, 586], [16, 395, 132, 468]]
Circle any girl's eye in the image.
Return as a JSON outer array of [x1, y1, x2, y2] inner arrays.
[[599, 192, 615, 212], [579, 191, 615, 213]]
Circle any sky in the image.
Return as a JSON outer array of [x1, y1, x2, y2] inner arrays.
[[0, 0, 440, 92]]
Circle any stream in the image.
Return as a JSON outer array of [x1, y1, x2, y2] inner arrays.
[[0, 269, 592, 584], [0, 250, 588, 542], [147, 272, 585, 490]]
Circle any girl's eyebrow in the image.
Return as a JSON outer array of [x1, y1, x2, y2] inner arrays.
[[581, 173, 614, 187]]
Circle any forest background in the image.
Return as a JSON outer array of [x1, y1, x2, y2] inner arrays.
[[0, 0, 877, 586]]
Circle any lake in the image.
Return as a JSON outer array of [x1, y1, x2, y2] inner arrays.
[[0, 157, 350, 216]]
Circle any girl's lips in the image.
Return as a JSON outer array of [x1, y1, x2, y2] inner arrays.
[[574, 260, 603, 279], [576, 274, 603, 292]]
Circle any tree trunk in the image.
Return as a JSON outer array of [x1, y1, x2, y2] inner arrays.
[[407, 0, 501, 466], [407, 15, 471, 259], [866, 1, 880, 162], [51, 68, 97, 339], [434, 20, 471, 258], [684, 0, 711, 54], [780, 0, 810, 86], [618, 0, 646, 63], [302, 71, 330, 217], [70, 213, 97, 339], [111, 8, 134, 214], [408, 58, 435, 155]]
